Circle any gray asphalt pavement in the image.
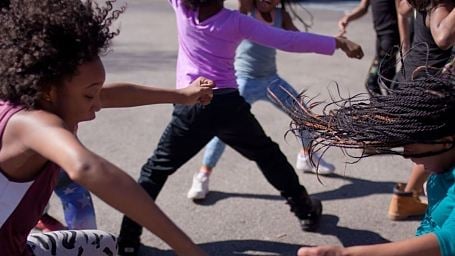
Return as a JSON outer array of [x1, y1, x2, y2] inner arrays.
[[47, 1, 422, 255]]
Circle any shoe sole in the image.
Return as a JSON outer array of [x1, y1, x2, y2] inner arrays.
[[187, 192, 208, 200], [302, 169, 336, 176]]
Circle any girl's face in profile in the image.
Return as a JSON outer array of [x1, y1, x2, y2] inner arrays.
[[404, 138, 455, 173], [48, 57, 105, 127]]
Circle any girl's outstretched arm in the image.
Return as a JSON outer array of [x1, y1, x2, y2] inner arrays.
[[297, 234, 441, 256], [16, 111, 207, 256], [338, 0, 370, 36], [238, 14, 363, 59], [100, 76, 214, 108]]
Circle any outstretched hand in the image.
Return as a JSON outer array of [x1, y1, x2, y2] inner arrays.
[[297, 245, 345, 256], [335, 36, 364, 59], [180, 77, 214, 105], [337, 16, 349, 37]]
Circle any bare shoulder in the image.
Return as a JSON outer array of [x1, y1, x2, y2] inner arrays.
[[0, 110, 67, 178], [8, 109, 67, 137]]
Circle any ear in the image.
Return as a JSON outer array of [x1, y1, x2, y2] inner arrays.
[[41, 86, 57, 103]]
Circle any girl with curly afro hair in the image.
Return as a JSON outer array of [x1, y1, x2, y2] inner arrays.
[[0, 0, 213, 255]]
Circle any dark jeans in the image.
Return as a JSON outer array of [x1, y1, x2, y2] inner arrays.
[[366, 32, 400, 95], [119, 90, 306, 240]]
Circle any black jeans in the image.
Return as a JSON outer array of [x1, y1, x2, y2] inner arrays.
[[119, 90, 306, 240], [366, 32, 400, 95]]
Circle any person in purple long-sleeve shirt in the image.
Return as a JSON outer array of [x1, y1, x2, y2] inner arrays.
[[118, 1, 363, 255]]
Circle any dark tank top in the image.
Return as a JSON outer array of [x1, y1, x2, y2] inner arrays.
[[0, 102, 60, 256], [400, 11, 452, 81]]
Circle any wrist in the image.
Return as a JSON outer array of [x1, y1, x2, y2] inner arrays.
[[335, 37, 343, 49], [175, 88, 186, 104]]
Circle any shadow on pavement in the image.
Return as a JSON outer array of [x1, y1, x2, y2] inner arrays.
[[138, 221, 390, 256], [311, 173, 396, 201], [193, 173, 396, 206], [139, 239, 303, 256], [318, 214, 390, 246]]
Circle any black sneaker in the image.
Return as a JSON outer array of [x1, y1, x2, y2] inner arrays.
[[117, 237, 140, 256], [286, 195, 323, 232]]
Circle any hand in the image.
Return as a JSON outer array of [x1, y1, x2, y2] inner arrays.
[[337, 16, 349, 37], [179, 77, 214, 105], [297, 245, 345, 256], [335, 36, 364, 59]]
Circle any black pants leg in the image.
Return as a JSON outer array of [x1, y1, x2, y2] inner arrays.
[[119, 104, 215, 241], [214, 92, 305, 198], [366, 32, 400, 95]]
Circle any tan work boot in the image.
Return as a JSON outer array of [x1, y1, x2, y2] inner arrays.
[[388, 183, 428, 220]]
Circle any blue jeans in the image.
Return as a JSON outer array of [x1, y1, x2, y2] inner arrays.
[[202, 74, 307, 168], [54, 171, 97, 229]]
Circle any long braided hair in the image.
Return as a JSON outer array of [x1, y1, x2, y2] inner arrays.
[[268, 67, 455, 160]]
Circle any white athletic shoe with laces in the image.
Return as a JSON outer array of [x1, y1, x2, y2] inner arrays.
[[295, 153, 335, 175], [187, 172, 210, 200]]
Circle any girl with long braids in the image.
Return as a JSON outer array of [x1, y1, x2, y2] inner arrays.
[[268, 66, 455, 256], [0, 0, 213, 255], [118, 0, 363, 254], [186, 0, 336, 202], [385, 0, 455, 221]]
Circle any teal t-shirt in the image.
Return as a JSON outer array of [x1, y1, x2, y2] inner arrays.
[[416, 167, 455, 256]]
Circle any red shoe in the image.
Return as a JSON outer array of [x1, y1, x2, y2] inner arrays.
[[35, 214, 66, 232]]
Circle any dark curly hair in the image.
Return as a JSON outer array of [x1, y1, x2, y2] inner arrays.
[[0, 0, 125, 109], [0, 0, 9, 9]]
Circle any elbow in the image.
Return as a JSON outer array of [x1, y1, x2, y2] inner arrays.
[[67, 158, 103, 184], [434, 35, 453, 50]]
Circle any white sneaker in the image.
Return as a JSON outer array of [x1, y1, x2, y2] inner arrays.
[[187, 172, 210, 200], [295, 153, 335, 175]]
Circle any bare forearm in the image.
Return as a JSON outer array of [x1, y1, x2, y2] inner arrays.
[[397, 11, 411, 51], [73, 158, 205, 256], [345, 235, 440, 256], [345, 0, 369, 22], [299, 234, 440, 256], [100, 83, 184, 108]]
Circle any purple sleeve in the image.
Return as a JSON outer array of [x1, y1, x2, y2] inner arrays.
[[237, 13, 336, 55]]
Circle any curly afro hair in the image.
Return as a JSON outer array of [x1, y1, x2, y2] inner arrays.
[[0, 0, 125, 109]]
